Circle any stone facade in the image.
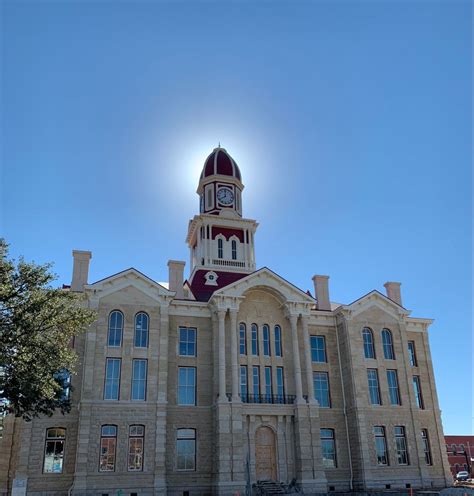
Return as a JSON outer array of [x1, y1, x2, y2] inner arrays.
[[0, 147, 452, 495]]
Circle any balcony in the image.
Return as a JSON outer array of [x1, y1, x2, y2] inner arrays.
[[241, 394, 296, 405], [212, 259, 246, 268]]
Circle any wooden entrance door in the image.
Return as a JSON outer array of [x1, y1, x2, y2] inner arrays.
[[255, 426, 277, 481]]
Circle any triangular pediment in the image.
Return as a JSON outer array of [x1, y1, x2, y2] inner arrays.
[[210, 267, 315, 304], [336, 290, 411, 320], [85, 268, 174, 303]]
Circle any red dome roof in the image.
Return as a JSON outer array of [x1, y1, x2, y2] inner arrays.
[[200, 147, 241, 181]]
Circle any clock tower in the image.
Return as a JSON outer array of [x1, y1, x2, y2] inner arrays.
[[185, 147, 258, 300]]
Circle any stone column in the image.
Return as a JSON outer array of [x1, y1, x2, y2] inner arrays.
[[217, 309, 227, 401], [289, 313, 304, 404], [229, 308, 240, 401], [301, 314, 315, 403], [154, 301, 170, 493]]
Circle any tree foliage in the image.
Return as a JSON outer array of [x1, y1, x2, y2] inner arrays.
[[0, 239, 96, 420]]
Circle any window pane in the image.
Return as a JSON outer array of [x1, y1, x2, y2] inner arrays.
[[387, 370, 401, 405], [274, 325, 282, 357], [132, 360, 147, 401], [367, 369, 381, 405], [313, 372, 330, 408], [264, 367, 272, 400], [374, 426, 388, 465], [104, 359, 121, 400], [239, 324, 247, 355], [179, 327, 196, 357], [263, 325, 270, 356], [382, 329, 395, 360], [128, 437, 144, 471], [395, 426, 409, 465], [363, 328, 375, 359], [135, 313, 149, 348], [320, 429, 336, 468], [408, 341, 417, 367], [252, 366, 259, 399], [176, 430, 196, 471], [311, 336, 327, 363], [240, 366, 248, 400], [108, 311, 123, 347], [413, 376, 424, 409], [43, 436, 65, 474], [178, 367, 196, 405], [251, 324, 258, 356], [276, 367, 284, 401]]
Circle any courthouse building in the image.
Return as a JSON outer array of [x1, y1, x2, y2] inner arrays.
[[0, 147, 452, 495]]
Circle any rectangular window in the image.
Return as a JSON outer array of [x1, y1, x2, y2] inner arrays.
[[274, 325, 282, 357], [231, 240, 237, 260], [252, 366, 260, 400], [99, 425, 117, 472], [264, 366, 272, 401], [178, 367, 196, 405], [128, 425, 144, 471], [313, 371, 331, 408], [408, 341, 417, 367], [179, 327, 196, 356], [43, 428, 66, 473], [276, 367, 284, 403], [251, 324, 259, 356], [394, 426, 409, 465], [217, 238, 223, 259], [239, 324, 247, 355], [176, 429, 196, 471], [413, 376, 424, 409], [320, 428, 337, 468], [310, 336, 327, 363], [131, 359, 147, 401], [240, 366, 248, 401], [387, 369, 401, 405], [104, 358, 121, 400], [421, 429, 432, 465], [367, 369, 381, 405], [263, 325, 271, 356], [374, 426, 389, 465]]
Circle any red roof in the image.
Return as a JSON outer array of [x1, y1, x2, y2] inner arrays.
[[189, 269, 247, 301], [201, 147, 242, 181]]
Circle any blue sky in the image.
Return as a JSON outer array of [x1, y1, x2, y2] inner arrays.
[[1, 0, 471, 434]]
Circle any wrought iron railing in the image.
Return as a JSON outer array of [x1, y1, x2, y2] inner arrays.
[[241, 394, 296, 405]]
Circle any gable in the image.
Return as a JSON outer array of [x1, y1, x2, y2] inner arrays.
[[211, 267, 315, 305], [338, 290, 410, 321], [85, 268, 174, 303]]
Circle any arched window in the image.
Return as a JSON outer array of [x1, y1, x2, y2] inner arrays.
[[239, 323, 247, 355], [251, 324, 259, 356], [108, 311, 123, 347], [381, 329, 395, 359], [362, 328, 375, 359], [43, 428, 66, 473], [217, 238, 223, 259], [135, 312, 149, 348], [231, 240, 237, 260], [262, 324, 270, 356]]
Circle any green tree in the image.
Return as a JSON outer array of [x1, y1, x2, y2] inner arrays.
[[0, 239, 96, 420]]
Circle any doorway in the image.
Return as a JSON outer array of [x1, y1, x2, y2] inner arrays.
[[255, 426, 277, 481]]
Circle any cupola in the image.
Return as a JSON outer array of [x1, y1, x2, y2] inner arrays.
[[197, 147, 244, 217]]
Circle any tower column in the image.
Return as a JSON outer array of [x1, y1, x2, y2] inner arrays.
[[301, 314, 315, 403], [288, 312, 304, 404], [229, 308, 240, 400], [217, 308, 227, 401]]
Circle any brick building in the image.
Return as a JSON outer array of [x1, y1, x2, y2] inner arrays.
[[0, 147, 452, 495], [445, 435, 474, 478]]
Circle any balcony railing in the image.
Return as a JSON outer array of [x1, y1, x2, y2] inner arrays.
[[212, 259, 246, 268], [241, 394, 296, 405]]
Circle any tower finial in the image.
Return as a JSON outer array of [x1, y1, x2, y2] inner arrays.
[[218, 141, 221, 148]]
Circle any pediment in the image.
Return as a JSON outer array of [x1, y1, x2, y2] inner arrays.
[[85, 268, 174, 303], [338, 290, 411, 321], [210, 267, 315, 305]]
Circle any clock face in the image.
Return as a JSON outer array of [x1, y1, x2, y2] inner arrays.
[[217, 187, 234, 206]]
